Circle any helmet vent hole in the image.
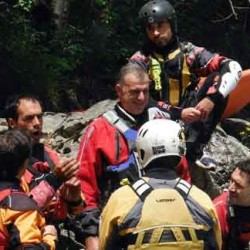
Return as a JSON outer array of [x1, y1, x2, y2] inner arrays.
[[138, 128, 148, 137], [140, 149, 145, 160], [141, 129, 148, 137]]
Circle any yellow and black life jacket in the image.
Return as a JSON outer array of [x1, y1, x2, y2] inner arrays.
[[148, 44, 193, 106], [126, 178, 209, 250]]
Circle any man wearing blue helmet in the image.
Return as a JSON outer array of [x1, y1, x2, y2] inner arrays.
[[130, 0, 242, 165]]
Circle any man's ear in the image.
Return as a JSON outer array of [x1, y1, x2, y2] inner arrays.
[[7, 118, 17, 129], [115, 83, 122, 98]]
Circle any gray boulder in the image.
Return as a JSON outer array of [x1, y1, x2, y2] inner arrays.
[[0, 99, 249, 199]]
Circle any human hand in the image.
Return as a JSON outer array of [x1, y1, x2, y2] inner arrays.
[[181, 107, 201, 123], [43, 225, 58, 239], [59, 176, 82, 203], [53, 157, 79, 181], [85, 236, 100, 250], [195, 97, 215, 120]]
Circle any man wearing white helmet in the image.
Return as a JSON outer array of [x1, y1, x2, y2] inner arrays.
[[100, 119, 222, 250]]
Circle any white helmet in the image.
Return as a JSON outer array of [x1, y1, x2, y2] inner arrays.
[[136, 119, 186, 169]]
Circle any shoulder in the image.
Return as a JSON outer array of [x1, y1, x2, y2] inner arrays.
[[78, 113, 119, 147], [130, 50, 148, 61], [103, 185, 139, 214], [87, 114, 112, 130], [189, 185, 215, 208], [44, 144, 59, 164], [107, 184, 139, 207], [1, 192, 41, 212], [44, 145, 57, 155], [180, 41, 194, 52], [79, 116, 111, 141], [110, 184, 136, 199], [88, 115, 119, 137], [181, 41, 209, 56], [213, 191, 228, 208]]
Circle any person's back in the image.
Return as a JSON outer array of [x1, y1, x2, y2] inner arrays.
[[100, 119, 222, 249], [101, 176, 221, 249]]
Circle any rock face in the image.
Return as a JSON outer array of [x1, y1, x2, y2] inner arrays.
[[190, 125, 250, 198], [0, 99, 249, 199]]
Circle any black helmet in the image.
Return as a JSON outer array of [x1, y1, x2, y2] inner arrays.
[[139, 0, 177, 33]]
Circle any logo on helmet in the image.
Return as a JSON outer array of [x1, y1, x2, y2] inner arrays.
[[148, 16, 155, 24], [152, 145, 165, 155]]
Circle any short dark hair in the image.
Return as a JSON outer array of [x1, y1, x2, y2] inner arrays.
[[2, 94, 42, 121], [0, 128, 31, 180], [237, 159, 250, 176]]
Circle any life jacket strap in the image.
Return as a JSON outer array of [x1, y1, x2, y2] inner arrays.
[[130, 178, 154, 202], [103, 110, 137, 152], [175, 178, 192, 200]]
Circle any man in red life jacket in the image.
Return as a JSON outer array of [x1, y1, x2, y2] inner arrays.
[[213, 159, 250, 250], [77, 63, 202, 250], [3, 94, 85, 248]]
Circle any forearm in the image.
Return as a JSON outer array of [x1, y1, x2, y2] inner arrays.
[[168, 105, 183, 120], [85, 236, 100, 250], [147, 98, 183, 121], [157, 101, 182, 120]]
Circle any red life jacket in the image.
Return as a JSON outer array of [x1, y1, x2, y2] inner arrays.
[[23, 144, 68, 222]]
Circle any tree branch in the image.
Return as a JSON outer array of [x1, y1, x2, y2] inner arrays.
[[228, 0, 238, 20], [211, 13, 234, 23]]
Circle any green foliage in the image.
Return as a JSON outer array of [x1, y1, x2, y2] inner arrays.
[[0, 5, 86, 110], [0, 0, 249, 111], [17, 0, 36, 11]]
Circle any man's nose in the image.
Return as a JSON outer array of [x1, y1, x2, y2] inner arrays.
[[33, 116, 41, 126], [138, 91, 146, 101], [228, 182, 235, 192], [153, 28, 160, 37]]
